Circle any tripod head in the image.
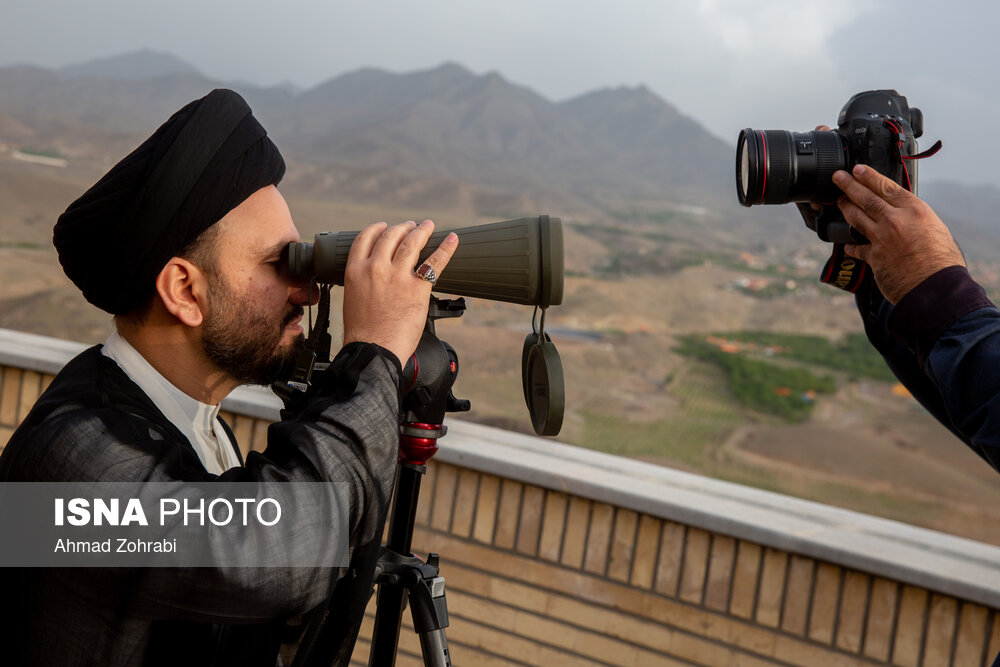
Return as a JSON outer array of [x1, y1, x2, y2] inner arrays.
[[401, 298, 470, 425], [397, 297, 470, 467]]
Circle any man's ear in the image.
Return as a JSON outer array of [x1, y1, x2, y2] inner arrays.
[[155, 258, 209, 327]]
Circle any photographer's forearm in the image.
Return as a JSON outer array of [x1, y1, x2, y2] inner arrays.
[[855, 281, 965, 446], [886, 267, 1000, 470]]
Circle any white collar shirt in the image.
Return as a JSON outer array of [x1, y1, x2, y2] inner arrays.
[[101, 331, 242, 475]]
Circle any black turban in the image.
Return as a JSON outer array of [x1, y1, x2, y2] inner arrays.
[[54, 88, 286, 314]]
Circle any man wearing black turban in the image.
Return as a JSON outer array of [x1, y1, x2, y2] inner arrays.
[[0, 89, 458, 665]]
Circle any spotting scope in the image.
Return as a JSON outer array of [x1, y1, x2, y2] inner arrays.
[[287, 215, 563, 307]]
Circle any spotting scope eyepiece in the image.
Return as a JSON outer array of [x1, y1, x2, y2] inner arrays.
[[287, 215, 564, 307]]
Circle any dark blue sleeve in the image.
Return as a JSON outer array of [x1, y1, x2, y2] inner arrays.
[[909, 304, 1000, 472], [857, 266, 1000, 473]]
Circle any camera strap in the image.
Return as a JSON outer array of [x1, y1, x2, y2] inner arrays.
[[272, 283, 332, 405], [820, 244, 870, 293], [903, 139, 943, 162]]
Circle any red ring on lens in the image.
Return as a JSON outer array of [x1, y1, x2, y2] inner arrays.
[[759, 130, 768, 204]]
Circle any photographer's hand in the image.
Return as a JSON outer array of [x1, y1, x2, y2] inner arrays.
[[834, 165, 964, 304], [343, 220, 458, 366]]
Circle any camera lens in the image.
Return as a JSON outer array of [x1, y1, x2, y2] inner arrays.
[[736, 129, 847, 206]]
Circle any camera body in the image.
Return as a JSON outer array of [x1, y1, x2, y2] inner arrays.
[[736, 90, 924, 243], [833, 89, 922, 193]]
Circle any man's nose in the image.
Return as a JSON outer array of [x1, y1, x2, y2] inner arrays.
[[289, 280, 320, 307]]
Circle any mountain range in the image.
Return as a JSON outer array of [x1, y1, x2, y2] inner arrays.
[[0, 50, 997, 258], [0, 51, 738, 214]]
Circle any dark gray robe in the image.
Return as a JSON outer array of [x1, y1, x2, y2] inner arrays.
[[0, 342, 401, 666]]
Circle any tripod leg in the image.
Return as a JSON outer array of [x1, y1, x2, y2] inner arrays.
[[369, 462, 425, 666], [411, 569, 450, 667], [370, 551, 451, 667], [417, 629, 451, 667], [368, 581, 406, 666]]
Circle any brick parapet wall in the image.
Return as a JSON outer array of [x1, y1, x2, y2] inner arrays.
[[2, 328, 999, 666], [362, 461, 1000, 666]]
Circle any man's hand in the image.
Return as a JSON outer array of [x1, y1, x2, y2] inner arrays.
[[342, 220, 458, 366], [834, 164, 965, 304]]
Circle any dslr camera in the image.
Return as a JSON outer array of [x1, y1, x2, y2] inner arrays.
[[735, 89, 928, 244]]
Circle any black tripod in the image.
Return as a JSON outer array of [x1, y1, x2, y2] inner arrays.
[[368, 296, 469, 666], [288, 296, 469, 667]]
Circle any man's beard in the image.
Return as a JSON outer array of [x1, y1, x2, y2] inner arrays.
[[201, 279, 305, 386]]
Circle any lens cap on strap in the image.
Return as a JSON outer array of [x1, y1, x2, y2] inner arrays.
[[521, 332, 541, 405], [521, 331, 564, 437]]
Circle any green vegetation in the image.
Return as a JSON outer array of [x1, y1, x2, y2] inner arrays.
[[19, 148, 64, 160], [606, 208, 677, 225], [594, 252, 702, 278], [670, 249, 795, 281], [0, 241, 46, 250], [710, 330, 895, 381], [676, 335, 835, 421], [732, 281, 797, 300], [713, 257, 796, 280], [571, 359, 742, 463]]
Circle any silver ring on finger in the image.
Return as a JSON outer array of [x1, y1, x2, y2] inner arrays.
[[415, 262, 438, 285]]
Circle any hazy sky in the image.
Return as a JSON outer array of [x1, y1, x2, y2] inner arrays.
[[3, 0, 997, 187]]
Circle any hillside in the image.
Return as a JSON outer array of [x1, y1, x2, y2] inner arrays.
[[59, 49, 202, 80]]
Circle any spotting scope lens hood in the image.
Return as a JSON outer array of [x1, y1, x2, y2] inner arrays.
[[287, 216, 564, 307]]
